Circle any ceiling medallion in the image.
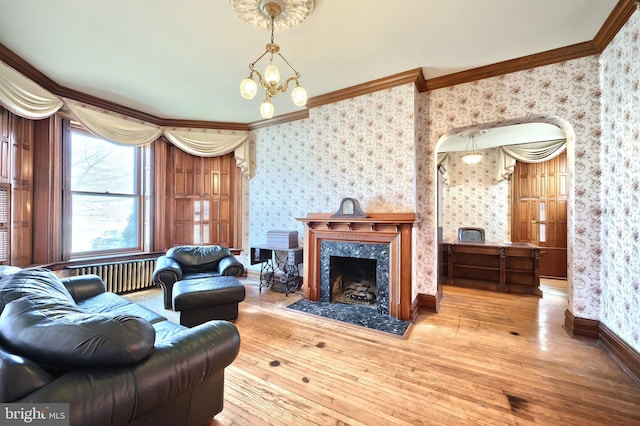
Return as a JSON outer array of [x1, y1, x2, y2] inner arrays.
[[230, 0, 315, 31]]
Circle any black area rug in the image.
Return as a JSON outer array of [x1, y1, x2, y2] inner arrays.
[[286, 299, 411, 337]]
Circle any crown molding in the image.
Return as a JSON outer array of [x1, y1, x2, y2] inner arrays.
[[161, 118, 250, 131], [593, 0, 638, 51], [0, 43, 58, 89], [305, 68, 424, 110], [248, 109, 309, 130], [424, 41, 599, 91]]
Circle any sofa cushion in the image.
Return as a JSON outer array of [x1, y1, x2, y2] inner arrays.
[[167, 245, 231, 274], [0, 344, 54, 401], [0, 265, 21, 280], [0, 267, 74, 314], [0, 269, 156, 369], [77, 292, 167, 325]]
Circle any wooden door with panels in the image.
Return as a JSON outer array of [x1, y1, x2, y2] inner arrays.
[[511, 151, 567, 278]]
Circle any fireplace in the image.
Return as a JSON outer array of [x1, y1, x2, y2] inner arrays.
[[330, 256, 377, 306], [298, 212, 419, 321], [322, 241, 389, 314]]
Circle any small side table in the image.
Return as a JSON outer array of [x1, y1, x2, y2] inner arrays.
[[250, 245, 303, 296]]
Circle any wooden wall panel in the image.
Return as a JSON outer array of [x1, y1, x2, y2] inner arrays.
[[511, 152, 567, 278], [8, 113, 33, 266], [32, 116, 64, 264], [162, 146, 239, 249]]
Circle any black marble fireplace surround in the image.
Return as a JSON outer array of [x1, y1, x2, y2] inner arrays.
[[320, 240, 389, 315], [286, 239, 410, 337]]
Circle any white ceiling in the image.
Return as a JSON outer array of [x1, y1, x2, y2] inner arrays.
[[0, 0, 619, 124]]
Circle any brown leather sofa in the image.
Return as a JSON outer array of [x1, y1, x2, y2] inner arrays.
[[152, 245, 245, 309], [0, 267, 240, 426]]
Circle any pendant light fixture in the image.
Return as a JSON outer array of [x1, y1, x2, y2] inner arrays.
[[460, 130, 486, 164], [232, 0, 313, 119]]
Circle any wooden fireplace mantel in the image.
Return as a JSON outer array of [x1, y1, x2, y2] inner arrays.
[[297, 212, 420, 321]]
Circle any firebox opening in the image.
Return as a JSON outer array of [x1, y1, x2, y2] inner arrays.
[[329, 256, 377, 306]]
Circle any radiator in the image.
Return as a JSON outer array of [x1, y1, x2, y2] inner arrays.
[[68, 258, 157, 294]]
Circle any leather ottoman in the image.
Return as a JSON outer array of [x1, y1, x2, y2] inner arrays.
[[172, 276, 246, 327]]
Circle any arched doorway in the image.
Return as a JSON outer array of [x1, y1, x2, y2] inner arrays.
[[434, 114, 575, 298]]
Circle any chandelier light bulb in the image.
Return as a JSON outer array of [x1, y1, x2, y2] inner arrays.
[[260, 99, 275, 119], [240, 78, 258, 99], [291, 84, 307, 106], [264, 64, 280, 84]]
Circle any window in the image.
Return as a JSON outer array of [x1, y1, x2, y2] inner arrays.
[[65, 129, 150, 256]]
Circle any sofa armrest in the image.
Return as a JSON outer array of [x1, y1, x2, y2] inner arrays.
[[152, 255, 183, 287], [18, 320, 240, 426], [59, 274, 106, 302], [219, 254, 245, 277], [0, 345, 54, 402]]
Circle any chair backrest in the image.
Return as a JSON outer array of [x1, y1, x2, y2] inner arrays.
[[458, 227, 485, 242]]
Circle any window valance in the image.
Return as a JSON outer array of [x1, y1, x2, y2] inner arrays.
[[0, 61, 63, 119], [0, 62, 251, 177], [437, 152, 450, 185], [65, 100, 163, 146], [497, 139, 566, 181], [163, 129, 248, 157]]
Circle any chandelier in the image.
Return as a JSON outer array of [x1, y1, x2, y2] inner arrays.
[[232, 0, 313, 119], [460, 130, 486, 164]]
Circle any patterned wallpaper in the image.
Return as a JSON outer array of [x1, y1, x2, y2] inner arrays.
[[441, 148, 510, 242], [244, 7, 639, 353], [599, 9, 640, 351], [246, 84, 416, 250], [415, 56, 602, 321]]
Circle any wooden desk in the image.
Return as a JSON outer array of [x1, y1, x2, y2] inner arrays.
[[440, 240, 541, 296]]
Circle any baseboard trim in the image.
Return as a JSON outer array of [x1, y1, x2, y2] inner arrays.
[[416, 291, 441, 313], [564, 309, 640, 385], [563, 309, 599, 341], [598, 323, 640, 387]]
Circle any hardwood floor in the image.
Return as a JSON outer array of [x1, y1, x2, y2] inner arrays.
[[128, 279, 640, 425]]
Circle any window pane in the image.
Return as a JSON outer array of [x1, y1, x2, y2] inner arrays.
[[203, 224, 210, 244], [539, 224, 546, 243], [194, 224, 201, 244], [70, 131, 136, 194], [71, 194, 139, 253], [203, 200, 210, 220]]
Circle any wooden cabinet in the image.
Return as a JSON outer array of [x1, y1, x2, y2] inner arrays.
[[440, 240, 541, 296]]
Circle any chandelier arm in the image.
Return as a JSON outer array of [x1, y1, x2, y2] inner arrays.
[[249, 69, 268, 89], [277, 52, 301, 78], [249, 50, 271, 69], [281, 76, 300, 92]]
